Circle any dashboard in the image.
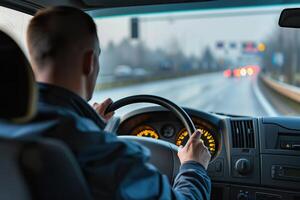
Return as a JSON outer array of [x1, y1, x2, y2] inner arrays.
[[121, 113, 219, 159], [106, 106, 300, 200]]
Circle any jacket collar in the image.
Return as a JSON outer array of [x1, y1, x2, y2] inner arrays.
[[37, 83, 106, 129]]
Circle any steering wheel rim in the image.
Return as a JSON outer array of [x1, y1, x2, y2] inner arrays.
[[105, 95, 197, 182], [105, 95, 196, 136]]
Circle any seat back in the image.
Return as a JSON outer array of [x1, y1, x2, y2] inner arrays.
[[0, 138, 93, 200], [0, 31, 36, 122], [0, 30, 92, 200], [0, 139, 31, 200]]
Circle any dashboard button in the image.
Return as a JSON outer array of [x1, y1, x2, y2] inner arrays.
[[235, 158, 252, 175]]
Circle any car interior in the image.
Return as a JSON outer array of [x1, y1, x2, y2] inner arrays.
[[0, 29, 93, 200], [1, 0, 300, 200]]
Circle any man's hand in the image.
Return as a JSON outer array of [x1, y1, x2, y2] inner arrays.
[[177, 130, 211, 170], [93, 98, 115, 123]]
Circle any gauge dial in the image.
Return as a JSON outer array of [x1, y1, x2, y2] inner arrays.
[[161, 124, 176, 138], [132, 125, 159, 139], [176, 127, 217, 158]]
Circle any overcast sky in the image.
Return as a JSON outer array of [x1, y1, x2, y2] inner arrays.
[[94, 6, 287, 57], [0, 4, 295, 58]]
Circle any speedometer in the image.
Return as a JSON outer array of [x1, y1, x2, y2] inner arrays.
[[176, 126, 217, 159], [132, 125, 159, 139]]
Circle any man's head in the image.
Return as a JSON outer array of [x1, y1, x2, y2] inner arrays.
[[27, 6, 100, 100]]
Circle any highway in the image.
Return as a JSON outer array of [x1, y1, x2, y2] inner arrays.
[[91, 72, 270, 117]]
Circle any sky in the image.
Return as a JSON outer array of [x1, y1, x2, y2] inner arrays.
[[0, 4, 293, 59], [94, 6, 285, 58]]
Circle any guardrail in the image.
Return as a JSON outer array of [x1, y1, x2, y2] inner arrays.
[[261, 75, 300, 103]]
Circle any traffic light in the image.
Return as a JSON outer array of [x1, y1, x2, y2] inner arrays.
[[242, 42, 266, 53], [131, 18, 139, 39], [257, 43, 266, 52]]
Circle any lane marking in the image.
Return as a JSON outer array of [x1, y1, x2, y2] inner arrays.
[[252, 76, 279, 116]]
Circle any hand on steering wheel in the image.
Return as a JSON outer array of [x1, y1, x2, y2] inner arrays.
[[105, 95, 210, 182]]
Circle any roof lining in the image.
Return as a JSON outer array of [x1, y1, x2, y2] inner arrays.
[[89, 0, 299, 18], [0, 0, 300, 16], [0, 0, 41, 15]]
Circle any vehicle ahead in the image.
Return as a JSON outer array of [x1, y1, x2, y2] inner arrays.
[[1, 0, 300, 199]]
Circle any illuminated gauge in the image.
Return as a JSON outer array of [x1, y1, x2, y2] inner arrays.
[[132, 125, 159, 139], [161, 124, 176, 138], [176, 127, 217, 158]]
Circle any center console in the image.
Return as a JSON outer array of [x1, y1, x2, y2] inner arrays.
[[209, 117, 300, 200]]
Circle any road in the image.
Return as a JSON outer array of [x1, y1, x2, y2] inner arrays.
[[90, 72, 269, 117]]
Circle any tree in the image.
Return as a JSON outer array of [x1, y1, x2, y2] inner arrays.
[[201, 47, 216, 71]]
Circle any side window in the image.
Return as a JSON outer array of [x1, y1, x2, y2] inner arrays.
[[0, 6, 32, 52]]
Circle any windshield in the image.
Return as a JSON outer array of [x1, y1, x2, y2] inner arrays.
[[1, 5, 299, 117], [91, 5, 300, 117], [0, 6, 31, 53]]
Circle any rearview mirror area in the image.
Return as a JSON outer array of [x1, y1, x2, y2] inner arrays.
[[279, 8, 300, 28]]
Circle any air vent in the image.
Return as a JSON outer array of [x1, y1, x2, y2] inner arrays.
[[231, 119, 255, 148]]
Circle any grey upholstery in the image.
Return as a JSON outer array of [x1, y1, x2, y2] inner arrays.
[[0, 139, 31, 200], [0, 138, 93, 200]]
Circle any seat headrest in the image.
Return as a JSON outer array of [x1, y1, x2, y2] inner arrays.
[[0, 30, 37, 123]]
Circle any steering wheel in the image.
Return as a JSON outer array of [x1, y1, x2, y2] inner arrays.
[[105, 95, 197, 183]]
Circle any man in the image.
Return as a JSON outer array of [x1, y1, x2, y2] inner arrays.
[[27, 6, 114, 129], [26, 6, 211, 199]]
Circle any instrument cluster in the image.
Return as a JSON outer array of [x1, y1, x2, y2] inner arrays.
[[131, 121, 219, 159]]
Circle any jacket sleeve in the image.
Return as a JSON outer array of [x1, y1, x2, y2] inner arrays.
[[173, 161, 211, 200], [42, 117, 211, 200], [74, 132, 210, 200], [114, 155, 211, 200], [112, 146, 211, 200]]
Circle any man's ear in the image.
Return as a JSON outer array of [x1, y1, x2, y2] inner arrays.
[[82, 50, 94, 76]]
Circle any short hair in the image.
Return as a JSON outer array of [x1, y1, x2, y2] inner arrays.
[[27, 6, 98, 68]]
